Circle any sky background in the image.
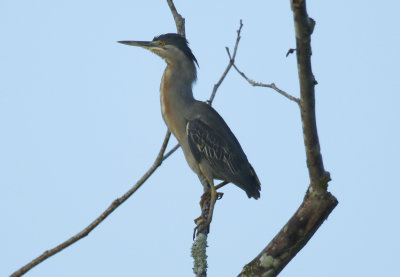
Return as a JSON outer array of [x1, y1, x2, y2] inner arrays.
[[1, 0, 399, 276]]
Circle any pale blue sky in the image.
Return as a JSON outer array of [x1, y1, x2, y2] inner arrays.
[[2, 1, 399, 276]]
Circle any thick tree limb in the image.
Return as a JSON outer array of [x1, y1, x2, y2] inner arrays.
[[238, 1, 338, 276], [291, 0, 324, 186], [239, 187, 337, 277]]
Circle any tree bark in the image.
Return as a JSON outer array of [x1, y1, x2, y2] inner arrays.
[[238, 1, 338, 276]]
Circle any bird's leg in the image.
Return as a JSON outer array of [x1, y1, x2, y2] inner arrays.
[[206, 179, 217, 226], [194, 177, 227, 236], [194, 177, 218, 235], [194, 178, 209, 234], [215, 181, 229, 199]]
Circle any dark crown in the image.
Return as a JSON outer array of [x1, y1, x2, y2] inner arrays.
[[153, 33, 198, 66]]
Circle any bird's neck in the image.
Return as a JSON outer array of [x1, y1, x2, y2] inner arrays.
[[160, 62, 196, 140], [161, 60, 196, 97], [160, 61, 197, 111]]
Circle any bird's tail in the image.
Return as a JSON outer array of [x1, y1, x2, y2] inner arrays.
[[244, 164, 261, 199]]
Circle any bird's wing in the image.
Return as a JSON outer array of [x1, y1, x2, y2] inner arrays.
[[186, 116, 247, 179], [185, 102, 261, 199]]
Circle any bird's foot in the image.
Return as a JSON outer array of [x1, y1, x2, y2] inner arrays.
[[193, 216, 209, 238], [199, 191, 224, 207], [199, 191, 209, 207], [193, 191, 223, 238]]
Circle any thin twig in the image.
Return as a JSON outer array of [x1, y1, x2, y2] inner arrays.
[[192, 19, 245, 277], [286, 48, 296, 57], [197, 20, 245, 234], [157, 0, 190, 167], [10, 131, 172, 277], [208, 20, 243, 104], [226, 49, 300, 105], [162, 143, 180, 161], [166, 0, 185, 37]]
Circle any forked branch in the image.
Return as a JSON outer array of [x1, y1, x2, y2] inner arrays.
[[226, 52, 300, 105], [208, 20, 243, 104]]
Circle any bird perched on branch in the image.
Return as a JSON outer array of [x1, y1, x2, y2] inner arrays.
[[119, 33, 261, 230]]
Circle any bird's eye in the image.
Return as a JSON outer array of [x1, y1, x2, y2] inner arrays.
[[159, 41, 165, 46]]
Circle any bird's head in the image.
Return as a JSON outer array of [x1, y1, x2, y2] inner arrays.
[[118, 33, 198, 67]]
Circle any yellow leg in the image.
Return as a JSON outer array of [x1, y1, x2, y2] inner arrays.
[[215, 180, 228, 190], [194, 175, 227, 236], [206, 179, 217, 226], [207, 181, 227, 221], [194, 178, 218, 236]]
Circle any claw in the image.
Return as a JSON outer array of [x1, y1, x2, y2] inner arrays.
[[194, 216, 206, 226], [193, 185, 224, 238], [193, 216, 208, 239]]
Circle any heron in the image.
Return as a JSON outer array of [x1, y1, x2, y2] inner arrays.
[[119, 33, 261, 231]]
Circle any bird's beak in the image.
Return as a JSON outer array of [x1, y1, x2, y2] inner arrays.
[[118, 40, 155, 49]]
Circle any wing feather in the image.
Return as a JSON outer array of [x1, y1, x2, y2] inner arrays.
[[185, 102, 261, 199], [186, 118, 245, 179]]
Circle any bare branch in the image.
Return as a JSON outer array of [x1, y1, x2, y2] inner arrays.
[[10, 131, 172, 277], [291, 0, 325, 186], [208, 20, 243, 104], [159, 0, 190, 160], [167, 0, 185, 37], [162, 143, 180, 161], [11, 2, 190, 276], [227, 52, 300, 105], [238, 1, 338, 276], [191, 20, 245, 276]]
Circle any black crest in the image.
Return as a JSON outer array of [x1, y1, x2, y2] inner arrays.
[[153, 33, 198, 66]]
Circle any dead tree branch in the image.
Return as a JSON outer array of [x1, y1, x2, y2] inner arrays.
[[167, 0, 185, 37], [192, 19, 245, 277], [227, 53, 300, 105], [10, 1, 191, 274], [208, 20, 243, 104], [10, 1, 238, 276], [11, 2, 187, 275], [10, 131, 172, 277], [163, 0, 186, 158], [238, 1, 338, 276]]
